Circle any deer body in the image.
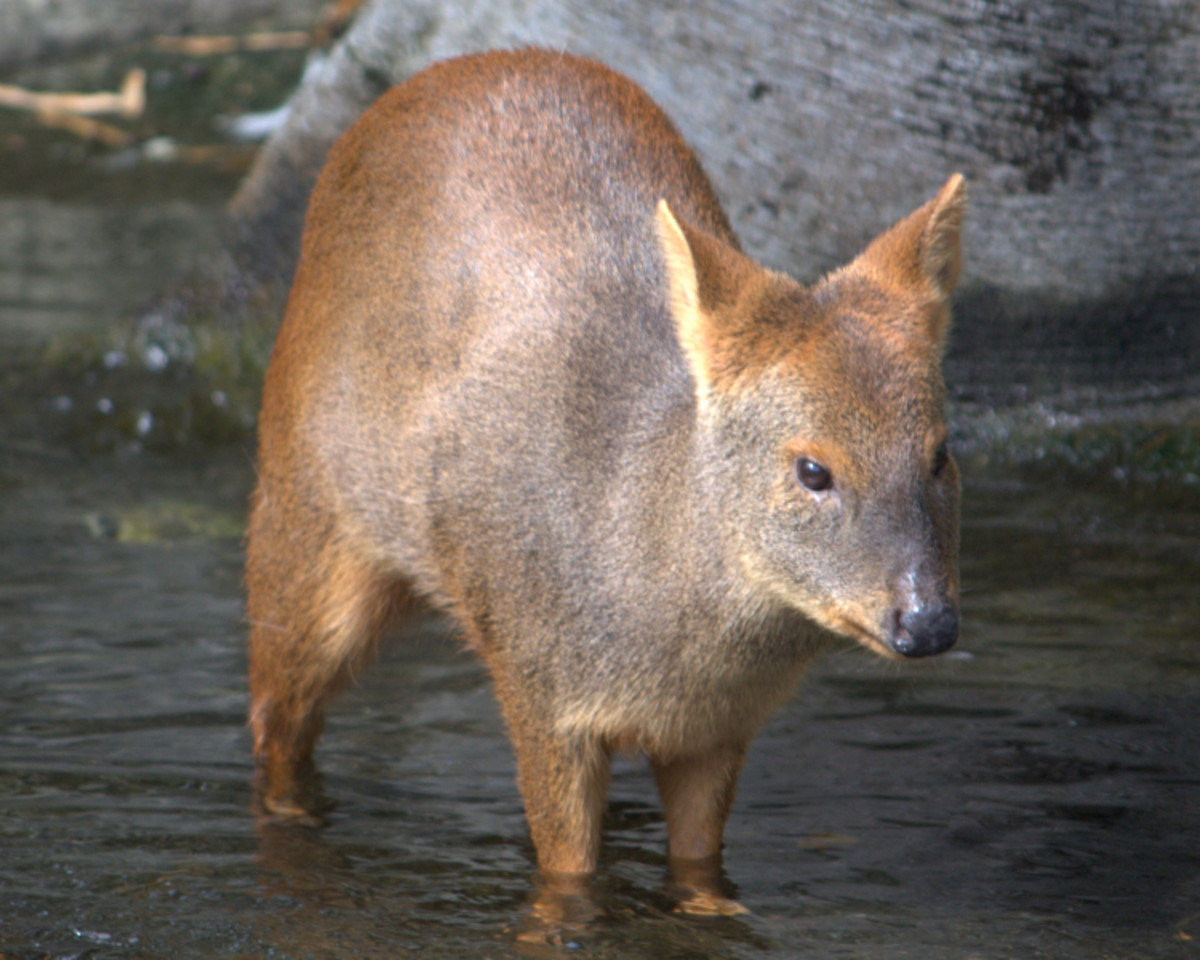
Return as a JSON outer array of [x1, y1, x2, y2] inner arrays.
[[246, 49, 965, 905]]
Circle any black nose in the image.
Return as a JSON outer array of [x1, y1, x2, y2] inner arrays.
[[890, 604, 958, 658]]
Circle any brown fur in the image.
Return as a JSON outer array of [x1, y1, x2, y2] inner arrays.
[[246, 48, 965, 902]]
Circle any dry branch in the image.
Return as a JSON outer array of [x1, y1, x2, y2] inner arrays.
[[0, 69, 145, 119], [35, 111, 133, 147], [151, 0, 367, 56], [152, 31, 311, 55]]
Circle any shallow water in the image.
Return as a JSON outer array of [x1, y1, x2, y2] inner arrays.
[[2, 438, 1199, 960], [2, 44, 1199, 960]]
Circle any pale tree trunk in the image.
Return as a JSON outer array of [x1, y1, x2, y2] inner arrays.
[[221, 0, 1200, 401]]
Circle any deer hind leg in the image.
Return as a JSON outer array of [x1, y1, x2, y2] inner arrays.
[[246, 490, 408, 820]]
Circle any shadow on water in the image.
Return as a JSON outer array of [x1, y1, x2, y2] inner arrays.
[[2, 41, 1199, 960]]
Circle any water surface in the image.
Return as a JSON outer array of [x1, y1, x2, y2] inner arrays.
[[2, 418, 1198, 960]]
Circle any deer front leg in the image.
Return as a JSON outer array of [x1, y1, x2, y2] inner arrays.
[[651, 741, 750, 915], [499, 703, 612, 876]]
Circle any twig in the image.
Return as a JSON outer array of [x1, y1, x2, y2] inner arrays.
[[152, 0, 368, 55], [171, 143, 260, 172], [0, 69, 145, 119], [152, 31, 312, 56], [312, 0, 368, 43], [35, 110, 133, 147]]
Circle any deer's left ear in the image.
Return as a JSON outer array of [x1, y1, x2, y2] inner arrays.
[[832, 174, 966, 346], [917, 173, 967, 299], [852, 173, 967, 304]]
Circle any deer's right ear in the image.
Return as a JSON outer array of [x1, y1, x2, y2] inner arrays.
[[656, 200, 771, 394], [656, 199, 707, 380]]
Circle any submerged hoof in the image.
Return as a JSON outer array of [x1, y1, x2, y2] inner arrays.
[[674, 889, 750, 917]]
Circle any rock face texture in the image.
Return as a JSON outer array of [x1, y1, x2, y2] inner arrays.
[[226, 0, 1199, 399]]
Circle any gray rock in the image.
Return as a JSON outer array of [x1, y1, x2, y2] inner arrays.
[[224, 0, 1200, 401]]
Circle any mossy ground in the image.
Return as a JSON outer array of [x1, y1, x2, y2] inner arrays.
[[953, 398, 1200, 493], [25, 317, 1200, 502], [23, 309, 272, 455]]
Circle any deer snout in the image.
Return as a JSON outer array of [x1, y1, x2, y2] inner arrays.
[[888, 602, 958, 658]]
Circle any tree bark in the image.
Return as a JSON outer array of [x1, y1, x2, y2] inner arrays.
[[221, 0, 1200, 400]]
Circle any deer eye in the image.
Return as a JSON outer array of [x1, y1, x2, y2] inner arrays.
[[795, 457, 833, 492], [932, 441, 950, 477]]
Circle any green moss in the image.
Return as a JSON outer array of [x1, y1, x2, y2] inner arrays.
[[98, 499, 245, 543], [955, 404, 1200, 491], [35, 311, 270, 454]]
